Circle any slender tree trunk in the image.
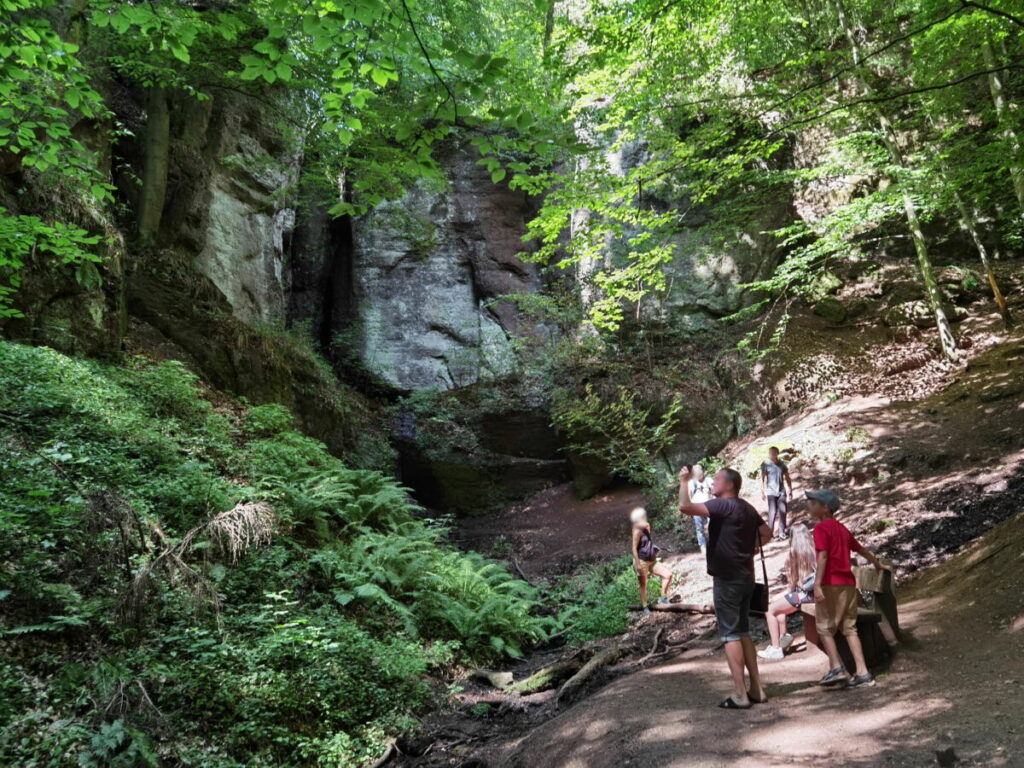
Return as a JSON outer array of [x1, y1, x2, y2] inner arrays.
[[833, 0, 961, 361], [952, 192, 1014, 328], [543, 0, 555, 51], [981, 39, 1024, 216], [138, 87, 170, 243], [877, 116, 962, 361]]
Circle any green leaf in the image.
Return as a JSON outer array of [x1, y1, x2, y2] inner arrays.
[[491, 169, 506, 184]]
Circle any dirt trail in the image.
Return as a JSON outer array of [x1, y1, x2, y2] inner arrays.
[[501, 508, 1024, 768], [431, 321, 1024, 768]]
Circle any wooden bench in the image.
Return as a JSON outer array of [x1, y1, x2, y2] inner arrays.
[[798, 564, 900, 671], [799, 603, 891, 670]]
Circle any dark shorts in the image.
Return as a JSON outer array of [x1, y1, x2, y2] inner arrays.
[[712, 577, 754, 642]]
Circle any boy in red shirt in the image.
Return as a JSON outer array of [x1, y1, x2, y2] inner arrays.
[[807, 489, 884, 688]]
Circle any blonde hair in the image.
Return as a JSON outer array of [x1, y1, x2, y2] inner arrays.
[[786, 524, 815, 586], [629, 507, 648, 525]]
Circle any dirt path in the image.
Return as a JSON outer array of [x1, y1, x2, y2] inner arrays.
[[498, 510, 1024, 768], [429, 327, 1024, 768]]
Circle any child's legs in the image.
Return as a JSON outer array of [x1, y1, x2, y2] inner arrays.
[[767, 597, 793, 645], [836, 586, 868, 675], [818, 586, 848, 670], [636, 563, 650, 603], [652, 562, 674, 596]]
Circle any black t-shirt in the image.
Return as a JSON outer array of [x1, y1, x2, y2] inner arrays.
[[705, 496, 765, 580]]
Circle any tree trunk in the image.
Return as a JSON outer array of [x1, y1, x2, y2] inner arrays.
[[876, 116, 960, 361], [981, 39, 1024, 216], [834, 0, 961, 361], [138, 87, 170, 243], [952, 192, 1013, 328]]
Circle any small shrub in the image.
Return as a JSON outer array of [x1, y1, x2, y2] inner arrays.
[[242, 403, 294, 436], [559, 557, 647, 644]]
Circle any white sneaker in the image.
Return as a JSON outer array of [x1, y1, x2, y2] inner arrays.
[[779, 633, 794, 650], [757, 646, 784, 660]]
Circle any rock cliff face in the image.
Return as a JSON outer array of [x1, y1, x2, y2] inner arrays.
[[291, 147, 541, 393]]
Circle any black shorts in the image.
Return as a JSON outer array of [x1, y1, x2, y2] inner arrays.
[[713, 577, 754, 642]]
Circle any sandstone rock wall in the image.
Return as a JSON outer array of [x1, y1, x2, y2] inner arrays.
[[347, 149, 540, 391]]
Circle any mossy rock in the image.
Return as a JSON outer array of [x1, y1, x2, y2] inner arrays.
[[813, 297, 847, 325], [808, 270, 843, 302]]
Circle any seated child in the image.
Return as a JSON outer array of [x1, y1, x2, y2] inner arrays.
[[758, 523, 816, 660]]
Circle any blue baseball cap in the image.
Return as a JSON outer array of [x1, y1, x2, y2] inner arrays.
[[805, 489, 840, 511]]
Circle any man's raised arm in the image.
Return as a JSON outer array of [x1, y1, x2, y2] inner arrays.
[[678, 466, 709, 517]]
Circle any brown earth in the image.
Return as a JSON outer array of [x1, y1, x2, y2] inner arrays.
[[403, 294, 1024, 768]]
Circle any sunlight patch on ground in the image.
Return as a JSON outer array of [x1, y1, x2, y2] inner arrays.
[[740, 696, 952, 757]]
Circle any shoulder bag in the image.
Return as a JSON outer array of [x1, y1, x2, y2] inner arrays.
[[749, 539, 770, 614]]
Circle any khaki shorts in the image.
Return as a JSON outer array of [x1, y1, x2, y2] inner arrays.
[[818, 584, 859, 636], [636, 559, 656, 577]]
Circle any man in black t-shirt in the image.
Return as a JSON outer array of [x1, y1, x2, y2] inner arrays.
[[679, 465, 772, 709]]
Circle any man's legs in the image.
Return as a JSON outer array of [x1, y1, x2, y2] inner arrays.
[[766, 496, 779, 536], [694, 516, 708, 554], [741, 636, 766, 701], [714, 578, 761, 706], [724, 640, 750, 705], [776, 495, 788, 537]]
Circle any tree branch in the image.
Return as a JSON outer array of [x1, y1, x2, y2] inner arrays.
[[756, 4, 970, 121], [772, 63, 1024, 133], [960, 0, 1024, 29], [399, 0, 458, 122]]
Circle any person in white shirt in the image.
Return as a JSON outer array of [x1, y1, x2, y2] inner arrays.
[[688, 464, 714, 554]]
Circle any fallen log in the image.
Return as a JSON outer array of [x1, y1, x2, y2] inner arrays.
[[556, 643, 626, 706], [509, 654, 585, 694], [629, 603, 714, 614], [470, 669, 514, 689]]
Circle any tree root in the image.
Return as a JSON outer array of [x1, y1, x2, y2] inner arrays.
[[629, 602, 714, 614], [556, 643, 626, 706]]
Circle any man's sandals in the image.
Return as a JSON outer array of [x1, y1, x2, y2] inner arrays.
[[718, 691, 768, 709]]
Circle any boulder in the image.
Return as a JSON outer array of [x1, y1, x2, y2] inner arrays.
[[813, 296, 847, 325], [882, 300, 966, 329]]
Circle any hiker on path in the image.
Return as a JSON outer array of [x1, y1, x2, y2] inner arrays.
[[807, 489, 885, 688], [689, 464, 714, 555], [631, 507, 674, 615], [679, 465, 771, 709], [761, 447, 794, 541], [758, 523, 816, 661]]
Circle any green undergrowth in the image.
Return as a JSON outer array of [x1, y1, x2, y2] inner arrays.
[[557, 556, 662, 645], [0, 342, 554, 767]]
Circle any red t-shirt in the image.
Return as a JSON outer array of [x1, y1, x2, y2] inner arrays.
[[813, 517, 861, 586]]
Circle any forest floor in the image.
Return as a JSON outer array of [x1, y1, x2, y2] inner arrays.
[[399, 294, 1024, 768]]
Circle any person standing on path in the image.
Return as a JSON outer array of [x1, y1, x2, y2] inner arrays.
[[630, 507, 675, 615], [689, 464, 714, 555], [807, 489, 884, 688], [761, 447, 794, 541], [679, 465, 772, 709]]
